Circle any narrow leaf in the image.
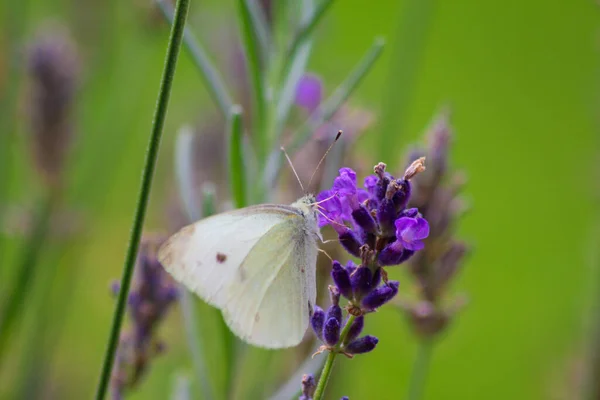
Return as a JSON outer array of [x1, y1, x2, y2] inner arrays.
[[244, 0, 272, 62], [278, 0, 335, 84], [227, 105, 247, 209], [273, 0, 314, 142], [156, 0, 234, 117], [236, 0, 267, 161]]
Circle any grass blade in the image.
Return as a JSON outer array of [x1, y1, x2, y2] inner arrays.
[[278, 0, 335, 84], [0, 191, 56, 366], [265, 38, 385, 187], [156, 0, 234, 118], [227, 105, 247, 209], [94, 0, 191, 397], [273, 0, 314, 142], [244, 0, 271, 62], [236, 0, 268, 161]]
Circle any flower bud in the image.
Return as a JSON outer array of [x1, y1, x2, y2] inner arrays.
[[323, 317, 341, 346], [343, 315, 364, 345], [331, 261, 352, 299], [361, 281, 399, 311], [351, 206, 377, 234], [345, 335, 379, 354], [350, 267, 372, 300], [310, 305, 325, 340], [338, 230, 361, 258]]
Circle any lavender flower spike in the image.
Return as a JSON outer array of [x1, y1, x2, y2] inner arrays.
[[299, 374, 316, 400]]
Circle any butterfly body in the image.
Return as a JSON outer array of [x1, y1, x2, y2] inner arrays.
[[158, 195, 321, 348]]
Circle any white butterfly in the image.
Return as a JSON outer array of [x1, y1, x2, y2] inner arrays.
[[158, 195, 323, 348]]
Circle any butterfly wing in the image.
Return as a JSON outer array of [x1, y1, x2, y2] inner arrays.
[[158, 205, 318, 348], [220, 220, 318, 348]]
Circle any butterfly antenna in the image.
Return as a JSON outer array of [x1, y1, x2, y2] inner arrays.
[[307, 130, 342, 192], [280, 146, 305, 192], [313, 191, 339, 207], [318, 248, 333, 261], [316, 208, 347, 230]]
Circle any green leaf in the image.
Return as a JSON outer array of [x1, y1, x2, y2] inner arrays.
[[227, 105, 247, 209], [236, 0, 268, 162], [278, 0, 336, 84], [273, 0, 315, 142], [156, 0, 234, 118]]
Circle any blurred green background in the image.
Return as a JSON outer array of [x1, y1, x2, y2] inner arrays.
[[0, 0, 598, 399]]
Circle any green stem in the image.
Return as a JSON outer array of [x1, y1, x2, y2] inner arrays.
[[0, 189, 57, 366], [313, 314, 356, 400], [406, 340, 433, 400], [93, 0, 191, 398], [236, 0, 267, 162]]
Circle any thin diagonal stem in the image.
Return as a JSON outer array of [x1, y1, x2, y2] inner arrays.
[[312, 314, 356, 400], [406, 340, 433, 400], [278, 0, 334, 84], [94, 0, 191, 398]]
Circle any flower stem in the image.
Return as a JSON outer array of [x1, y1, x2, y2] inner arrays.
[[406, 340, 434, 400], [313, 314, 356, 400], [0, 189, 57, 366], [93, 0, 191, 398]]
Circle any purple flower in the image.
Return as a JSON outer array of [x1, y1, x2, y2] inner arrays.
[[316, 190, 349, 229], [299, 373, 316, 400], [345, 335, 379, 354], [323, 317, 341, 346], [111, 238, 178, 398], [331, 261, 352, 299], [395, 217, 430, 251], [295, 74, 322, 112], [364, 175, 378, 200], [332, 168, 369, 212], [343, 315, 364, 345], [361, 281, 399, 311], [310, 305, 325, 341]]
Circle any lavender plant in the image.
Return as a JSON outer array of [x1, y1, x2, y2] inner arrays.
[[111, 238, 178, 400], [150, 1, 387, 399], [0, 26, 79, 365], [306, 158, 430, 399], [399, 112, 469, 400]]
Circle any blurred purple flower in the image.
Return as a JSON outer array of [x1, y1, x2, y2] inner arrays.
[[295, 74, 323, 112], [398, 111, 470, 339], [111, 237, 178, 399]]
